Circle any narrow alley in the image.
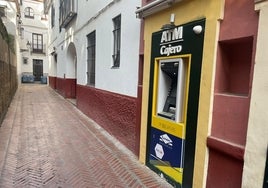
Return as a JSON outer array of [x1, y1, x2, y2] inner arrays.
[[0, 84, 172, 188]]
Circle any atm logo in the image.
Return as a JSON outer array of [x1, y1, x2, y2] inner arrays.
[[160, 26, 183, 56], [160, 134, 173, 146], [160, 26, 183, 44]]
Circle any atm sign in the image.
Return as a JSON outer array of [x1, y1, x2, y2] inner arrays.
[[160, 26, 183, 56]]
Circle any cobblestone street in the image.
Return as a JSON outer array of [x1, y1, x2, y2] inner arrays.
[[0, 84, 172, 188]]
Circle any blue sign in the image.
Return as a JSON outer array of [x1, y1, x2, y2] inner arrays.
[[149, 127, 184, 169]]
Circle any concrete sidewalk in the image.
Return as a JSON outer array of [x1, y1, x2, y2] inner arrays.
[[0, 84, 172, 188]]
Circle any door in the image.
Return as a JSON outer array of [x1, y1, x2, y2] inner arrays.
[[33, 59, 43, 81]]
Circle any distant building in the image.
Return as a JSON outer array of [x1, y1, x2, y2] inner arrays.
[[44, 0, 142, 155], [18, 0, 48, 84]]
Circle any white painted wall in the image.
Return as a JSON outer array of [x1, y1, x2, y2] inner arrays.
[[47, 0, 141, 97], [75, 0, 141, 97], [242, 1, 268, 188]]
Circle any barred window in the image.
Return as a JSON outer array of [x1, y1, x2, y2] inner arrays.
[[59, 0, 76, 28], [112, 15, 121, 68], [51, 4, 55, 28], [87, 31, 96, 86]]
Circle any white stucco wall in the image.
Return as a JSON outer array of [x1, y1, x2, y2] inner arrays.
[[242, 2, 268, 188], [47, 0, 141, 97], [46, 0, 62, 78], [75, 0, 141, 97]]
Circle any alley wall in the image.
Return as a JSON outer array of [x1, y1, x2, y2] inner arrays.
[[0, 18, 18, 125]]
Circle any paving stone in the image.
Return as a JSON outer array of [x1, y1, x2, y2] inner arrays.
[[0, 84, 172, 188]]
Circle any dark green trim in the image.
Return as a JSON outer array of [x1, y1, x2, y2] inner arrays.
[[146, 18, 206, 188]]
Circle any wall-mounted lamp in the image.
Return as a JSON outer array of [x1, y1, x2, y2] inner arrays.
[[161, 13, 176, 30], [26, 41, 31, 49]]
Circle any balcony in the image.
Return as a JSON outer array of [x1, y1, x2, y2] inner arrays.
[[30, 44, 46, 55], [59, 0, 77, 28]]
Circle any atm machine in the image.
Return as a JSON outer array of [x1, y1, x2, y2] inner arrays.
[[148, 57, 188, 185], [147, 19, 205, 187]]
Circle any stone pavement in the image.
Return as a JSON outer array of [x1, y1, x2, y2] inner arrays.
[[0, 84, 172, 188]]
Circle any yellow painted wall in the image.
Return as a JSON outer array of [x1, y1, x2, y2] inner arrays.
[[139, 0, 224, 187]]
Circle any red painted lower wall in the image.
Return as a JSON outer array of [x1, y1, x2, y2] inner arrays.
[[77, 85, 138, 155], [55, 77, 76, 98], [206, 148, 243, 188], [49, 76, 57, 89], [211, 94, 250, 145]]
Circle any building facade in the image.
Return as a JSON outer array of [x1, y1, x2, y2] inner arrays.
[[137, 0, 267, 187], [18, 0, 48, 84], [44, 0, 142, 155]]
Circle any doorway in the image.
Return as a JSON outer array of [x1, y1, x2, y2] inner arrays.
[[33, 59, 43, 81], [66, 42, 77, 99]]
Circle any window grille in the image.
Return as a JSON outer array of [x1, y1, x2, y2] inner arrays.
[[87, 31, 96, 86], [59, 0, 77, 28], [51, 5, 55, 27], [112, 15, 121, 68]]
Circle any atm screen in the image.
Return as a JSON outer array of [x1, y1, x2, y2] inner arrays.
[[157, 59, 185, 122]]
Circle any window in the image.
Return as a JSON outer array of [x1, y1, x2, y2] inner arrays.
[[24, 7, 34, 18], [32, 33, 43, 53], [0, 6, 6, 18], [59, 0, 77, 28], [51, 4, 55, 28], [87, 31, 96, 86], [112, 15, 121, 68]]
